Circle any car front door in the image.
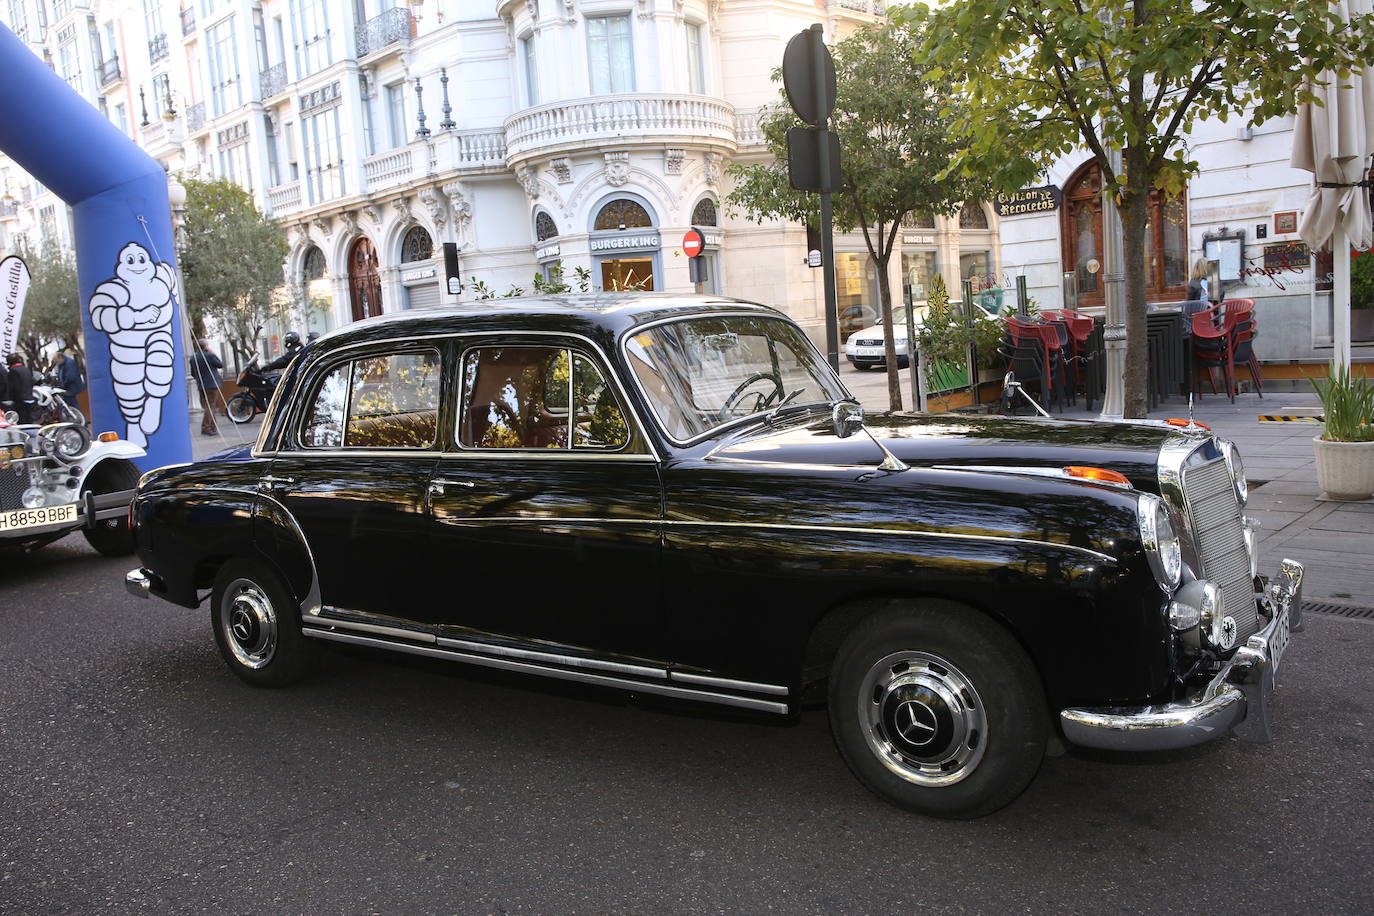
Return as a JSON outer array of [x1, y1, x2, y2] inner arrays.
[[422, 339, 665, 664], [265, 343, 443, 620]]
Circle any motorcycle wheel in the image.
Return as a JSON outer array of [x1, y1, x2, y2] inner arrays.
[[226, 393, 257, 424]]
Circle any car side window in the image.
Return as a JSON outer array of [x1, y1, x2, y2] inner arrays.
[[302, 350, 441, 449], [458, 346, 630, 451]]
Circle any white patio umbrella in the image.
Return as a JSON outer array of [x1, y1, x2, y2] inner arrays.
[[1290, 0, 1374, 370]]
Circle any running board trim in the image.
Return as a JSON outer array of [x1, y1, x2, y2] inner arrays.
[[301, 627, 791, 715]]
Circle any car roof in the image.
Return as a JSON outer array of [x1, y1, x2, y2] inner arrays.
[[311, 293, 783, 352]]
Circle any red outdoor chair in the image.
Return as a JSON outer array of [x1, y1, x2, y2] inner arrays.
[[1190, 310, 1234, 402]]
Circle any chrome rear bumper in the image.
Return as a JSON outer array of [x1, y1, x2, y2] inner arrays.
[[125, 567, 154, 598], [1060, 558, 1303, 752]]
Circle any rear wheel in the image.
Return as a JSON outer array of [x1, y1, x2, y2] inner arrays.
[[225, 393, 256, 424], [80, 460, 140, 556], [211, 559, 318, 687], [828, 600, 1048, 818]]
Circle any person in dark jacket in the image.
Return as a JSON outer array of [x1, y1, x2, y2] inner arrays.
[[190, 339, 224, 435], [51, 349, 85, 411], [5, 353, 35, 423], [261, 331, 302, 374]]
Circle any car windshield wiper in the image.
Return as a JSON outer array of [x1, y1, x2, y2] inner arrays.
[[764, 392, 828, 424]]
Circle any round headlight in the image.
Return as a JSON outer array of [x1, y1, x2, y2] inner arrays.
[[1222, 440, 1248, 506], [21, 486, 46, 509], [1137, 493, 1182, 592]]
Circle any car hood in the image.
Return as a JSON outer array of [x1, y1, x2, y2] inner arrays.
[[709, 411, 1187, 492], [848, 322, 911, 341]]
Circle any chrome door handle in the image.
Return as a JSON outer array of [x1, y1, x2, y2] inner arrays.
[[428, 478, 475, 496], [260, 475, 296, 490]]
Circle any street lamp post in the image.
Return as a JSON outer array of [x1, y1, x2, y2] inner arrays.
[[166, 175, 199, 419]]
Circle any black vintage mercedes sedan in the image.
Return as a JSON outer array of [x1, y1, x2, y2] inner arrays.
[[126, 295, 1302, 818]]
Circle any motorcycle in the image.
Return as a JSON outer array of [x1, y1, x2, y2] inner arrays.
[[225, 358, 278, 424], [32, 372, 87, 427]]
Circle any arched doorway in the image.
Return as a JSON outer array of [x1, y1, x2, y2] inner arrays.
[[400, 225, 439, 310], [1061, 162, 1188, 308], [348, 236, 382, 321], [590, 197, 658, 291]]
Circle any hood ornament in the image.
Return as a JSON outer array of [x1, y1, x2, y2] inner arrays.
[[832, 401, 908, 472]]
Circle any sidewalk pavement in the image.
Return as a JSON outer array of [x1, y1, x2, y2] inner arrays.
[[184, 374, 1373, 608]]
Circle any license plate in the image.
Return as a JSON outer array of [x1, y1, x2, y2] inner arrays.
[[856, 347, 884, 356], [0, 503, 78, 533], [1268, 602, 1291, 675]]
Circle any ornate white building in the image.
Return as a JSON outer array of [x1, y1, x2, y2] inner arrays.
[[2, 0, 1019, 356]]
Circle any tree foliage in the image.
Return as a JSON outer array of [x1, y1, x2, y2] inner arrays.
[[15, 237, 83, 364], [907, 0, 1374, 416], [727, 21, 988, 411], [179, 176, 290, 361]]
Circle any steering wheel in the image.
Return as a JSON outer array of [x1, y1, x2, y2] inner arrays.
[[718, 371, 784, 420]]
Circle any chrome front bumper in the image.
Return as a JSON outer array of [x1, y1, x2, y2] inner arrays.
[[1060, 558, 1304, 752]]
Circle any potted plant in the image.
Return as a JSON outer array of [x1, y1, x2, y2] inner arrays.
[[1311, 361, 1374, 500]]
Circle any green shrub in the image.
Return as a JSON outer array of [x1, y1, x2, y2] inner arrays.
[[1311, 361, 1374, 442]]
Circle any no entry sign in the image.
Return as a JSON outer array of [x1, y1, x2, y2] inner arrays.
[[682, 227, 705, 258]]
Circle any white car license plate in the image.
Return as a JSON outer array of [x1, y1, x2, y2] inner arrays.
[[0, 503, 78, 533], [856, 347, 884, 356], [1268, 602, 1291, 675]]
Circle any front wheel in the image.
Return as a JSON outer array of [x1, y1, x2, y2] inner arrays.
[[828, 601, 1048, 818], [225, 393, 257, 424], [80, 460, 140, 556], [211, 559, 318, 687]]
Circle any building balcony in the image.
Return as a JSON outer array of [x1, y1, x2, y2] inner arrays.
[[356, 8, 415, 59], [733, 107, 770, 150], [149, 33, 169, 63], [0, 200, 18, 219], [181, 7, 195, 36], [360, 128, 507, 193], [97, 55, 121, 89], [833, 0, 887, 13], [260, 62, 287, 100], [503, 93, 736, 166], [266, 181, 303, 216]]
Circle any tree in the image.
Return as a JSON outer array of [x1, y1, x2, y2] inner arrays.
[[15, 237, 83, 365], [179, 176, 290, 362], [910, 0, 1374, 417], [727, 21, 987, 411]]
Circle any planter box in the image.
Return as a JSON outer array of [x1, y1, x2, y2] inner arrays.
[[1313, 435, 1374, 500]]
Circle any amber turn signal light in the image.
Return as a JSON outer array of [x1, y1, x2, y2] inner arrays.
[[1165, 418, 1210, 429], [1063, 466, 1131, 486], [98, 431, 120, 442]]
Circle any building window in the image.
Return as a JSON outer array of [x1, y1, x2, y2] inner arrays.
[[302, 106, 344, 204], [114, 103, 128, 134], [206, 17, 242, 117], [265, 115, 281, 186], [302, 245, 325, 281], [152, 73, 172, 117], [385, 81, 406, 149], [902, 251, 939, 310], [1061, 161, 1188, 307], [959, 205, 988, 230], [691, 197, 718, 227], [39, 205, 58, 241], [521, 35, 538, 106], [7, 0, 26, 36], [902, 211, 935, 230], [219, 143, 253, 192], [535, 211, 559, 241], [290, 0, 331, 77], [587, 15, 633, 95], [686, 22, 704, 94], [594, 198, 652, 230], [402, 225, 433, 263], [143, 0, 163, 44]]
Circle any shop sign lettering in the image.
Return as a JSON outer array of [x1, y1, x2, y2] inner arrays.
[[993, 186, 1061, 217], [590, 234, 661, 252]]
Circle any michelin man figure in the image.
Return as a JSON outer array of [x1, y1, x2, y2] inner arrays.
[[88, 242, 178, 447]]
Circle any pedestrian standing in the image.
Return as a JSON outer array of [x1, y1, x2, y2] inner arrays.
[[1186, 257, 1211, 303], [5, 353, 35, 423], [51, 349, 85, 412], [190, 339, 223, 436]]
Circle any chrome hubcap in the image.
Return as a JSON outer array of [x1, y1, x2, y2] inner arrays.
[[221, 578, 277, 670], [859, 650, 987, 787]]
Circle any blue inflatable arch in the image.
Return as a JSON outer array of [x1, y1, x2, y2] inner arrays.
[[0, 24, 190, 468]]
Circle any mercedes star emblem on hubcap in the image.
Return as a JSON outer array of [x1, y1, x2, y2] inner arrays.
[[894, 699, 938, 746], [231, 608, 254, 642]]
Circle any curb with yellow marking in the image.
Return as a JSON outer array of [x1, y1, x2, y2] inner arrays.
[[1258, 415, 1324, 422]]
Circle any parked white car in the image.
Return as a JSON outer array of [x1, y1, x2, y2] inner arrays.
[[843, 305, 922, 370]]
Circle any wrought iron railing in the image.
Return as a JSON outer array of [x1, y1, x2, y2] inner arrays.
[[149, 33, 169, 63], [97, 56, 122, 88], [181, 7, 196, 35], [356, 8, 415, 58], [259, 62, 287, 99]]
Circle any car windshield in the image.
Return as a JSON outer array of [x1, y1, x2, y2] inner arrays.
[[623, 314, 849, 441]]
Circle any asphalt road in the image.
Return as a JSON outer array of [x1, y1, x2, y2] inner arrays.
[[2, 538, 1373, 915]]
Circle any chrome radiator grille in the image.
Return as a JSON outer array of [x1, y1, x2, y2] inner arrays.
[[1, 464, 27, 512], [1181, 455, 1259, 642]]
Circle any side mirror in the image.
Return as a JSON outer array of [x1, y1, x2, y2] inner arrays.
[[832, 401, 865, 439]]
